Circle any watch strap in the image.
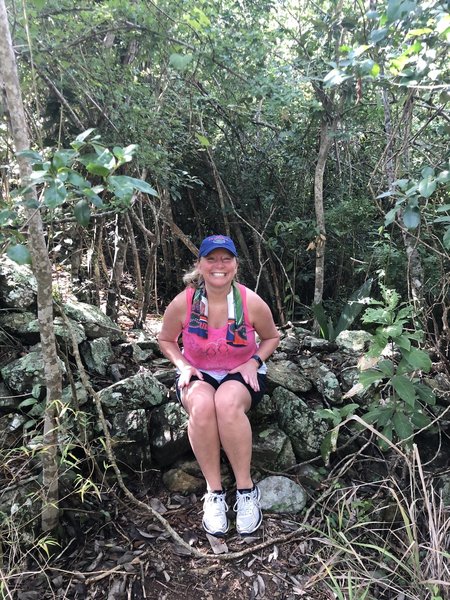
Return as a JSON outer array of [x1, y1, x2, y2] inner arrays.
[[251, 354, 263, 368]]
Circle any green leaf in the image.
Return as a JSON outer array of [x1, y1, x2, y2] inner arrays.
[[443, 228, 450, 250], [52, 149, 78, 169], [403, 205, 420, 229], [391, 375, 416, 406], [370, 28, 388, 43], [31, 384, 41, 399], [18, 397, 37, 408], [415, 383, 436, 405], [323, 68, 351, 87], [410, 410, 431, 428], [169, 53, 193, 71], [334, 278, 373, 338], [72, 128, 96, 147], [195, 133, 211, 147], [387, 0, 417, 23], [378, 359, 394, 377], [340, 403, 359, 418], [320, 428, 339, 466], [418, 177, 436, 198], [402, 348, 432, 372], [108, 175, 158, 197], [7, 244, 32, 265], [392, 411, 413, 441], [82, 187, 104, 208], [312, 302, 329, 340], [17, 149, 44, 164], [375, 405, 395, 427], [44, 180, 67, 208], [384, 207, 398, 226], [396, 334, 411, 351], [67, 170, 90, 189], [74, 199, 91, 227], [359, 369, 383, 388]]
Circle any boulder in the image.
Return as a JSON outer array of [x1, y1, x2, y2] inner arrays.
[[98, 371, 167, 412], [0, 312, 86, 346], [266, 360, 312, 394], [274, 386, 328, 460], [148, 402, 189, 467], [111, 409, 151, 469], [0, 413, 27, 448], [298, 356, 342, 405], [258, 475, 307, 513], [80, 337, 114, 376], [0, 350, 66, 395], [335, 330, 372, 353], [0, 256, 37, 309], [63, 300, 124, 342], [252, 426, 297, 471]]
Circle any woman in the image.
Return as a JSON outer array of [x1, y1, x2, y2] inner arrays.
[[158, 235, 280, 537]]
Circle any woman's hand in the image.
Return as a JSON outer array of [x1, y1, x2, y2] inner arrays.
[[229, 359, 260, 391], [177, 364, 204, 389]]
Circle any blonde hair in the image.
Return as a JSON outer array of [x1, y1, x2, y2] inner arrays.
[[182, 263, 203, 288]]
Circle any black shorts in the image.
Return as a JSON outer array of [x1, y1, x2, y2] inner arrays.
[[175, 371, 266, 410]]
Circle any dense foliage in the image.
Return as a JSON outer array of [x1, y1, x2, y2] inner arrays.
[[1, 0, 448, 328]]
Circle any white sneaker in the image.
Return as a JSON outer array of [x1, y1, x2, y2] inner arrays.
[[202, 491, 229, 537], [234, 485, 262, 535]]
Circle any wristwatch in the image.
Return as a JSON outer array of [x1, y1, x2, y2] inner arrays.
[[251, 354, 263, 368]]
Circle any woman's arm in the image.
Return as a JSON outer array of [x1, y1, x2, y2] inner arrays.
[[229, 289, 280, 390], [158, 291, 204, 387]]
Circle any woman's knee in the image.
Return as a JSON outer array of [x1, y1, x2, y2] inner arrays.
[[184, 391, 216, 428], [214, 384, 251, 422]]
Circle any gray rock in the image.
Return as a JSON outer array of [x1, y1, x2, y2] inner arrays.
[[274, 387, 328, 460], [0, 350, 66, 394], [62, 381, 89, 407], [63, 300, 124, 342], [0, 311, 40, 341], [127, 329, 160, 351], [258, 476, 307, 513], [302, 335, 334, 351], [278, 335, 302, 353], [253, 426, 297, 471], [335, 330, 372, 353], [149, 402, 189, 467], [98, 371, 167, 412], [266, 360, 312, 393], [111, 409, 152, 469], [298, 356, 342, 405], [80, 337, 114, 376], [251, 394, 277, 422], [0, 382, 21, 412], [0, 413, 27, 448], [162, 467, 204, 494], [0, 256, 37, 309], [426, 373, 450, 405]]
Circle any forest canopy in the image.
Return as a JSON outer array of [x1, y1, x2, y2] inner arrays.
[[0, 0, 449, 327]]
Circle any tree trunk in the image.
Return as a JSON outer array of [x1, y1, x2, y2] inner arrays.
[[106, 214, 128, 321], [313, 119, 335, 308], [381, 89, 425, 313], [0, 0, 61, 532]]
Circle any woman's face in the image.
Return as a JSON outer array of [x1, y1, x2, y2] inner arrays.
[[198, 249, 238, 288]]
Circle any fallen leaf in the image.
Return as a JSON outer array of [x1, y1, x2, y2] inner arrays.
[[205, 533, 229, 554]]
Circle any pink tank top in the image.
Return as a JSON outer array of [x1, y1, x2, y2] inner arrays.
[[181, 284, 258, 374]]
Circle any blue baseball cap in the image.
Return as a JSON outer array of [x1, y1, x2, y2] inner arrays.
[[198, 235, 238, 257]]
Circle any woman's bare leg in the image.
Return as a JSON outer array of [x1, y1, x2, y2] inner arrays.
[[213, 380, 253, 489], [181, 380, 223, 491]]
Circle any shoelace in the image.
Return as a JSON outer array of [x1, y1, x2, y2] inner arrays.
[[234, 492, 259, 515], [203, 494, 228, 515]]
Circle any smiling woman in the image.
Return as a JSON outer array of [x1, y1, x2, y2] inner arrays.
[[158, 234, 280, 538]]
